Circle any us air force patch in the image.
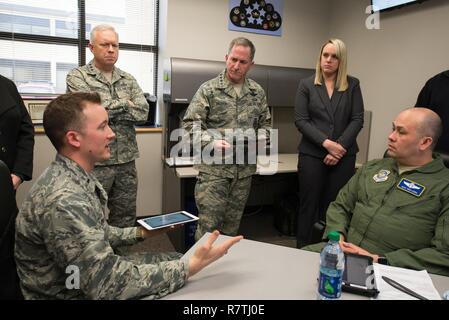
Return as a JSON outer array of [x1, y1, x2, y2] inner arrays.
[[373, 169, 390, 183], [397, 178, 425, 197]]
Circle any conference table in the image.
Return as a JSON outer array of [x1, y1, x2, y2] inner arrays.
[[164, 233, 449, 300]]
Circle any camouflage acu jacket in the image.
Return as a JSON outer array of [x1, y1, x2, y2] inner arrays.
[[66, 61, 149, 166], [15, 155, 187, 299], [182, 70, 271, 178]]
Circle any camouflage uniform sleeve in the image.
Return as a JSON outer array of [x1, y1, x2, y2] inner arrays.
[[182, 85, 214, 148], [258, 93, 271, 129], [99, 98, 130, 120], [66, 69, 148, 122], [66, 68, 92, 93], [114, 75, 149, 124], [107, 226, 142, 248], [43, 194, 187, 299], [66, 69, 128, 118], [257, 92, 272, 140]]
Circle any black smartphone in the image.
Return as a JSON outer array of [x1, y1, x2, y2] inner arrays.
[[342, 253, 379, 297]]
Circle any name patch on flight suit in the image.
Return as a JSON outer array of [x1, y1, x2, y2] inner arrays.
[[397, 178, 425, 197]]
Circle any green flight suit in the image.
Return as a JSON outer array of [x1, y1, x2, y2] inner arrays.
[[307, 155, 449, 276]]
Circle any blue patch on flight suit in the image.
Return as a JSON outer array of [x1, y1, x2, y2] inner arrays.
[[397, 178, 425, 197]]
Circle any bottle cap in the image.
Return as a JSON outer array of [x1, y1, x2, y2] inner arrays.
[[328, 231, 340, 241], [443, 290, 449, 300]]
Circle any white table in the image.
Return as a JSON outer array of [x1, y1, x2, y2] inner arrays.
[[164, 234, 449, 300]]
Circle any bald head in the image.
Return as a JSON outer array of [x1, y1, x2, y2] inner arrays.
[[401, 107, 442, 150], [388, 107, 442, 166]]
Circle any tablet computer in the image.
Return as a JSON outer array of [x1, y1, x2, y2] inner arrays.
[[342, 253, 379, 297], [137, 211, 199, 230]]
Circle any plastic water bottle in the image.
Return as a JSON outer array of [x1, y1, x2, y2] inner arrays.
[[443, 290, 449, 300], [317, 231, 345, 300]]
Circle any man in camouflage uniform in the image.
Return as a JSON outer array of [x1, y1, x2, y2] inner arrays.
[[66, 24, 148, 227], [183, 38, 271, 241], [14, 92, 242, 299]]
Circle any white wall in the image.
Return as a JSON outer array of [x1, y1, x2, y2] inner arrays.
[[157, 0, 331, 128], [329, 0, 449, 159], [161, 0, 330, 68]]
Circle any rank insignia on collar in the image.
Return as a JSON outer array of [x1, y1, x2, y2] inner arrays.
[[397, 178, 425, 197], [373, 169, 390, 183]]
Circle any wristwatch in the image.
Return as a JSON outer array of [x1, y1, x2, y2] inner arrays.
[[377, 256, 388, 265]]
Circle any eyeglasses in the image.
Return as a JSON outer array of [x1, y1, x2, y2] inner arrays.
[[98, 43, 119, 49]]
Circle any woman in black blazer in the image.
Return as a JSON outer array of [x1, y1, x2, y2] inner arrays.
[[0, 74, 34, 188], [294, 39, 364, 248], [0, 74, 34, 299]]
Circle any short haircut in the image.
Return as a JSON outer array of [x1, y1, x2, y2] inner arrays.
[[413, 107, 443, 150], [43, 92, 101, 151], [90, 24, 118, 44], [314, 38, 349, 91], [228, 37, 256, 61]]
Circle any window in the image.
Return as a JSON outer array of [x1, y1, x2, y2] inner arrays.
[[56, 62, 77, 93], [0, 58, 51, 83], [0, 0, 158, 95], [55, 20, 91, 38], [0, 13, 50, 35]]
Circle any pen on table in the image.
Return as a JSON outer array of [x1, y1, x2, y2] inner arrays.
[[381, 276, 429, 300]]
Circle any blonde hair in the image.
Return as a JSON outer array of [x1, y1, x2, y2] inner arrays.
[[314, 38, 348, 91]]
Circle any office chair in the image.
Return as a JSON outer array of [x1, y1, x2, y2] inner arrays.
[[0, 160, 23, 299]]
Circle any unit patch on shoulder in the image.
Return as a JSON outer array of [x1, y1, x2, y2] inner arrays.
[[373, 169, 390, 183]]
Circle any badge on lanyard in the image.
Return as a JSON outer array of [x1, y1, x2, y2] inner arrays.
[[373, 169, 390, 183], [397, 178, 425, 197]]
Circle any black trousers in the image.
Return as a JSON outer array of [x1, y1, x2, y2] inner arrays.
[[0, 216, 23, 300], [296, 153, 356, 248], [0, 257, 23, 300], [0, 187, 23, 300]]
